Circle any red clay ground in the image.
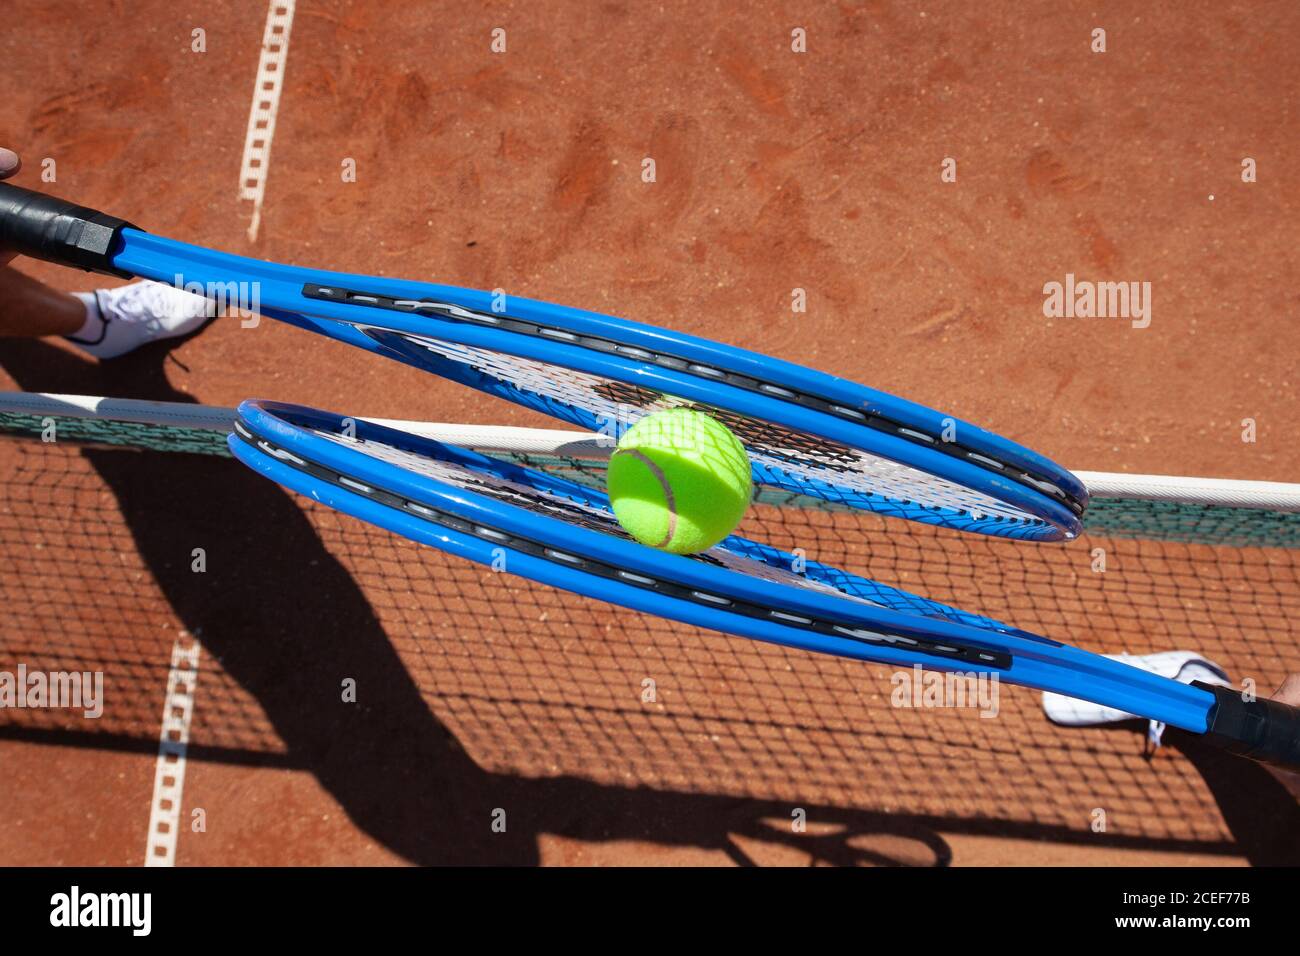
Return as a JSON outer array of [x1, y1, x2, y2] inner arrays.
[[1, 0, 1297, 866]]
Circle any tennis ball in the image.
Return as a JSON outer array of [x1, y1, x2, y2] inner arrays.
[[607, 408, 752, 554]]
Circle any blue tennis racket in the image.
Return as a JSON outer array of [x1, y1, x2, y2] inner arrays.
[[226, 400, 1300, 768], [0, 182, 1084, 541]]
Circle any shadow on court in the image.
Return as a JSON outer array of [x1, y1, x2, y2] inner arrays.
[[2, 337, 1297, 865]]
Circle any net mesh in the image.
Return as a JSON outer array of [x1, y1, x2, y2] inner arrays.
[[2, 407, 1299, 857]]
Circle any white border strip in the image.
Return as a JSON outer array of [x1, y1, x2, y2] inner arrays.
[[144, 637, 201, 867], [1073, 471, 1300, 511], [238, 0, 297, 241], [0, 392, 237, 430], [0, 392, 609, 458], [3, 392, 1297, 510]]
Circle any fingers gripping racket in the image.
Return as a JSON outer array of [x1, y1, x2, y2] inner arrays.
[[4, 183, 1299, 767], [0, 182, 1083, 541]]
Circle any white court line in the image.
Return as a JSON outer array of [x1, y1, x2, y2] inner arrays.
[[238, 0, 297, 241], [144, 636, 202, 867]]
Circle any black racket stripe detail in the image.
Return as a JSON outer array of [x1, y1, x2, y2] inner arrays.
[[301, 283, 1083, 517], [233, 419, 1013, 671]]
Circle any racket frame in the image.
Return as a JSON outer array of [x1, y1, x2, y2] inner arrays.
[[232, 399, 1217, 735]]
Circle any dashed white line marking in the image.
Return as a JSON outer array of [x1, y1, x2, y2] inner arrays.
[[238, 0, 297, 241], [144, 636, 202, 867]]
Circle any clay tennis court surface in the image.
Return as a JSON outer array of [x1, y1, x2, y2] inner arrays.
[[1, 1, 1297, 865]]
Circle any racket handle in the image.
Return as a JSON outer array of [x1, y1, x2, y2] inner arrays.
[[0, 182, 138, 278], [1196, 680, 1300, 769]]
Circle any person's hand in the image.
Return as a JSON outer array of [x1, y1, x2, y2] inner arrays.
[[1, 147, 20, 267], [1267, 674, 1300, 794], [1272, 674, 1300, 707]]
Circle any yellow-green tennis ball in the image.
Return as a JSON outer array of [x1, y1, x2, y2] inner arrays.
[[607, 408, 752, 555]]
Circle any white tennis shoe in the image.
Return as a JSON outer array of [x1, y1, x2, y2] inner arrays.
[[67, 281, 215, 359]]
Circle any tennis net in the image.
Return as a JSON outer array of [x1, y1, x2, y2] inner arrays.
[[3, 392, 1299, 859]]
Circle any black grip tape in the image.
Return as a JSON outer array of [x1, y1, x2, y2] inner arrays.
[[0, 182, 138, 278], [1196, 680, 1300, 769]]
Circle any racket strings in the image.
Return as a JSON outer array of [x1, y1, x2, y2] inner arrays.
[[308, 282, 1078, 519], [238, 421, 1013, 672], [308, 422, 1011, 636], [363, 327, 1057, 539]]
